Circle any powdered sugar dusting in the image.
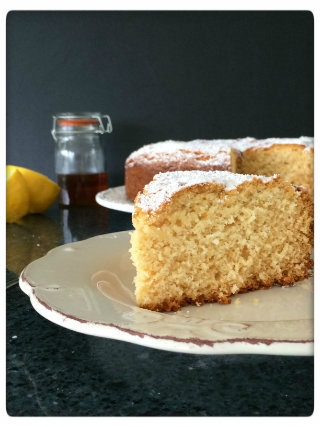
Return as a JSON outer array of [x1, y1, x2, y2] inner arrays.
[[135, 170, 277, 214], [126, 139, 233, 158], [126, 138, 255, 169], [234, 136, 314, 152], [127, 137, 314, 166]]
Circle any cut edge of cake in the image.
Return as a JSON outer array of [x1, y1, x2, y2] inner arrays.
[[131, 170, 313, 312]]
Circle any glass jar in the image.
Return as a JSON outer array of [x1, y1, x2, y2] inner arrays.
[[52, 112, 112, 206]]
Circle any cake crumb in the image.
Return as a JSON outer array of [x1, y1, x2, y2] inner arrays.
[[231, 284, 239, 293], [131, 165, 313, 312]]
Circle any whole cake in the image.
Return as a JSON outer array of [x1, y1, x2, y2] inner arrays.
[[130, 170, 313, 312], [125, 136, 314, 200]]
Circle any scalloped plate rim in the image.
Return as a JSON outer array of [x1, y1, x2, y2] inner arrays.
[[19, 273, 313, 355]]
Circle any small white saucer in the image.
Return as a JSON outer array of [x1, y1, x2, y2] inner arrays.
[[96, 186, 134, 213]]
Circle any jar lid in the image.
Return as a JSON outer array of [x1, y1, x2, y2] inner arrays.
[[57, 118, 100, 127], [52, 112, 112, 140]]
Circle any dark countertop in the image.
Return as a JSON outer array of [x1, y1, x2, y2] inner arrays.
[[6, 204, 314, 416]]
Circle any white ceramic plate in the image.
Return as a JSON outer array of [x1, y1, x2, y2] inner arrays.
[[19, 231, 314, 355], [96, 186, 134, 213]]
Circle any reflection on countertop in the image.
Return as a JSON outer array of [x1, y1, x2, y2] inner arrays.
[[6, 213, 62, 275], [6, 203, 132, 277]]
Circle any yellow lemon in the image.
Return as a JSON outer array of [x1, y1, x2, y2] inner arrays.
[[6, 167, 30, 223], [13, 166, 60, 213]]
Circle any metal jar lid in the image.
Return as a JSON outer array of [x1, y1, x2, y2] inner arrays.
[[52, 112, 112, 140]]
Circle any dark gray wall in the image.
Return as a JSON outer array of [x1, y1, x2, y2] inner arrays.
[[7, 11, 314, 186]]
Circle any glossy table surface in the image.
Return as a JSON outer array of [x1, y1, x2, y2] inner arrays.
[[6, 204, 314, 416]]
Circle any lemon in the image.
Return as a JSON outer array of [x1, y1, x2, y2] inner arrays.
[[6, 167, 30, 223], [12, 166, 60, 213], [6, 166, 60, 222]]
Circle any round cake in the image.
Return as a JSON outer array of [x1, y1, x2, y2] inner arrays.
[[125, 136, 314, 200]]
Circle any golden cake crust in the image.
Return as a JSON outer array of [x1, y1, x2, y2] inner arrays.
[[125, 139, 245, 200], [125, 155, 231, 201]]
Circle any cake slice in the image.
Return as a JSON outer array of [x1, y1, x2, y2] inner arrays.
[[130, 170, 313, 312]]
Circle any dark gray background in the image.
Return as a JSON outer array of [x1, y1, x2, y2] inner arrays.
[[6, 11, 314, 186]]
